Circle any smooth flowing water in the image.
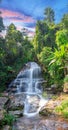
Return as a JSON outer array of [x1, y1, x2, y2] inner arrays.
[[12, 62, 48, 117]]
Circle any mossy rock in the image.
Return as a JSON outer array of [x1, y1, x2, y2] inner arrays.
[[9, 110, 23, 118], [39, 108, 52, 116]]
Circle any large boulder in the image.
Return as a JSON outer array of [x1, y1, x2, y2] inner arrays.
[[7, 94, 25, 111], [39, 99, 61, 116], [9, 110, 23, 118]]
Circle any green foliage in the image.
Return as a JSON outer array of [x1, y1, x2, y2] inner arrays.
[[52, 95, 58, 100], [0, 13, 5, 32], [48, 47, 66, 84], [42, 92, 48, 98], [5, 23, 24, 64], [56, 29, 68, 46], [0, 7, 68, 93], [0, 93, 3, 97], [36, 25, 68, 87], [0, 22, 34, 92], [0, 68, 15, 92], [22, 37, 34, 62], [44, 26, 57, 49], [0, 37, 6, 60], [33, 21, 49, 54], [37, 47, 53, 66], [55, 100, 68, 118], [44, 7, 55, 24], [61, 13, 68, 29], [64, 75, 68, 83], [1, 114, 16, 127], [37, 47, 53, 85], [33, 20, 58, 56]]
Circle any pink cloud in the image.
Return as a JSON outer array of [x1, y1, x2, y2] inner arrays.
[[17, 26, 23, 31], [0, 8, 35, 23]]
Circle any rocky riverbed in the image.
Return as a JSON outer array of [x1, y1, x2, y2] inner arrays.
[[0, 92, 68, 130], [13, 116, 68, 130]]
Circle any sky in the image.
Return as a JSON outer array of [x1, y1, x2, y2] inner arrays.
[[0, 0, 68, 32]]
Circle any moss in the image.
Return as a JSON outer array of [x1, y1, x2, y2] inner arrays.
[[64, 75, 68, 83], [55, 100, 68, 118], [0, 93, 3, 97], [39, 108, 52, 116], [52, 95, 58, 100], [42, 92, 48, 98]]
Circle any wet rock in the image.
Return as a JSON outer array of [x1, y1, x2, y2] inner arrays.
[[0, 97, 8, 122], [44, 87, 52, 91], [24, 95, 41, 113], [36, 124, 49, 130], [39, 99, 61, 116], [13, 116, 68, 130], [0, 97, 8, 108], [10, 88, 17, 93], [9, 110, 23, 118], [39, 109, 51, 116], [8, 94, 25, 111], [44, 84, 58, 94], [27, 95, 40, 105], [51, 84, 58, 94]]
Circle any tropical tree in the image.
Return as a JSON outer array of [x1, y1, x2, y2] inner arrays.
[[48, 29, 68, 85], [5, 23, 24, 64], [61, 13, 68, 29], [0, 12, 5, 32], [37, 47, 53, 66], [44, 25, 57, 49], [21, 37, 34, 62], [44, 7, 55, 24], [33, 20, 49, 54], [37, 46, 53, 85], [33, 20, 57, 54], [56, 29, 68, 46]]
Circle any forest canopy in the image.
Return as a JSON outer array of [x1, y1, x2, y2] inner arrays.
[[0, 7, 68, 92]]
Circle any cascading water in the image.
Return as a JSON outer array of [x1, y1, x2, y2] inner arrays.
[[10, 62, 48, 117]]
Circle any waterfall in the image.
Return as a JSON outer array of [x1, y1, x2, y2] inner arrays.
[[10, 62, 48, 117], [28, 68, 33, 93]]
